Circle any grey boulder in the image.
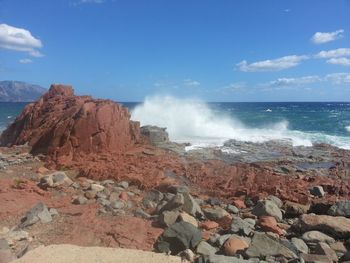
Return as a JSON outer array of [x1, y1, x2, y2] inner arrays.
[[20, 202, 52, 227]]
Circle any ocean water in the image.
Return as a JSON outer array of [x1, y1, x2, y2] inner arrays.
[[129, 96, 350, 150], [0, 102, 27, 132], [1, 98, 350, 150]]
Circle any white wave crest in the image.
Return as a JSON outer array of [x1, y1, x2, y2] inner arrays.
[[346, 126, 350, 132], [131, 96, 350, 150]]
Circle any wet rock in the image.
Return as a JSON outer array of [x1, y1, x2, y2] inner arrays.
[[284, 201, 310, 217], [72, 196, 88, 205], [302, 231, 335, 244], [203, 207, 230, 221], [155, 221, 202, 255], [223, 237, 249, 256], [179, 212, 198, 227], [230, 216, 255, 236], [141, 125, 169, 145], [38, 171, 73, 188], [159, 210, 180, 227], [20, 202, 52, 227], [297, 214, 350, 239], [252, 200, 282, 221], [328, 201, 350, 218], [196, 241, 217, 256], [245, 232, 297, 259], [291, 237, 309, 254]]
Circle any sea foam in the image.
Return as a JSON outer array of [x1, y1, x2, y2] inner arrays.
[[346, 126, 350, 132], [131, 96, 350, 150]]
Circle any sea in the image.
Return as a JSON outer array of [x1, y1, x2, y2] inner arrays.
[[1, 97, 350, 150]]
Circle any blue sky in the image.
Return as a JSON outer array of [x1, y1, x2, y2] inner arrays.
[[0, 0, 350, 101]]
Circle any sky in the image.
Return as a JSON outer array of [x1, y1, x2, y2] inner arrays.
[[0, 0, 350, 102]]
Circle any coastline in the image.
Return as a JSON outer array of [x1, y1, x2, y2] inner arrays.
[[1, 85, 350, 263]]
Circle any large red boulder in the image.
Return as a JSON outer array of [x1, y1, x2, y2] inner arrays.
[[0, 84, 140, 164]]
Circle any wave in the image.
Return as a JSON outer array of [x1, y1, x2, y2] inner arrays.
[[131, 96, 350, 150], [346, 126, 350, 132]]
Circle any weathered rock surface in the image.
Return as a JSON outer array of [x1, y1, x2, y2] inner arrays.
[[20, 203, 52, 227], [252, 200, 282, 221], [196, 241, 217, 256], [39, 171, 73, 188], [223, 237, 249, 256], [297, 214, 350, 239], [0, 84, 140, 163], [328, 200, 350, 218], [155, 222, 202, 255], [301, 231, 335, 244], [141, 126, 169, 145], [245, 232, 297, 259]]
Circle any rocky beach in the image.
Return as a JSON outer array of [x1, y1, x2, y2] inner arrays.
[[1, 85, 350, 263]]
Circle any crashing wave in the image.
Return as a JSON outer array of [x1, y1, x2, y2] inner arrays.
[[131, 96, 350, 150]]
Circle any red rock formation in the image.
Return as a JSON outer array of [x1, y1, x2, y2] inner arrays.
[[0, 84, 141, 164]]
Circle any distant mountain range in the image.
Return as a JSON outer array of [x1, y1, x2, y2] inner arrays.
[[0, 81, 46, 102]]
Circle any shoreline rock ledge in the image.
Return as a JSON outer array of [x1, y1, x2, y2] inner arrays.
[[0, 84, 141, 164]]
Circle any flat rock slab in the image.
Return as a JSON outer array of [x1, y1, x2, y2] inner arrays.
[[11, 244, 185, 263], [297, 214, 350, 239]]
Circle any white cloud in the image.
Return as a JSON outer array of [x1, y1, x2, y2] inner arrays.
[[19, 58, 33, 64], [0, 24, 43, 57], [326, 57, 350, 66], [237, 55, 309, 72], [315, 48, 350, 59], [326, 73, 350, 84], [183, 79, 200, 87], [266, 75, 322, 87], [311, 29, 344, 44]]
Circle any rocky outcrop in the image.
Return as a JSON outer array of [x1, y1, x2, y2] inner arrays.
[[0, 84, 141, 164]]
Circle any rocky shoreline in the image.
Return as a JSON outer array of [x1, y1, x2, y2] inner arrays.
[[1, 85, 350, 263]]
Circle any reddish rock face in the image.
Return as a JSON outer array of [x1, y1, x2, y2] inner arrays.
[[0, 84, 140, 164]]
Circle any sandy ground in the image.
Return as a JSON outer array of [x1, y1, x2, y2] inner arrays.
[[11, 244, 186, 263]]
